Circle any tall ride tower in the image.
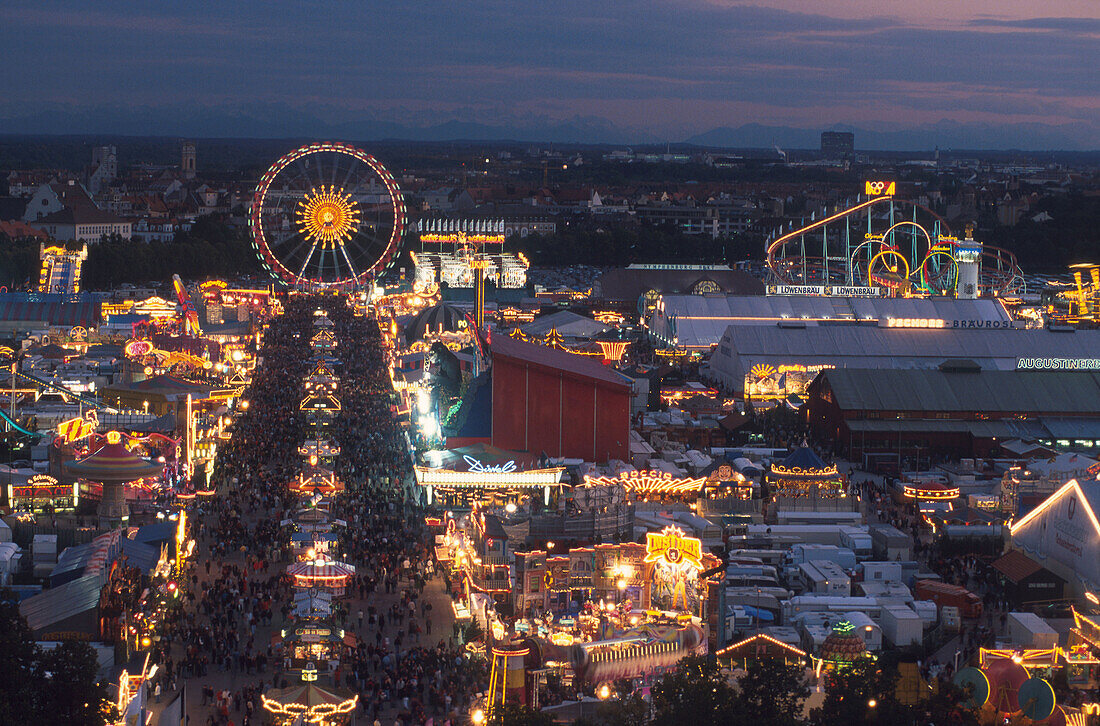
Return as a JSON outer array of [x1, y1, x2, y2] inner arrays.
[[955, 225, 982, 299]]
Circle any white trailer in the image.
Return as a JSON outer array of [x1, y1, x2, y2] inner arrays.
[[1007, 612, 1058, 650], [880, 604, 923, 647]]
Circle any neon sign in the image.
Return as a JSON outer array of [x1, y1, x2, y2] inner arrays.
[[124, 340, 154, 357], [644, 526, 703, 569], [463, 455, 517, 474], [865, 181, 896, 196], [56, 410, 98, 444], [903, 483, 960, 501], [584, 470, 707, 495]]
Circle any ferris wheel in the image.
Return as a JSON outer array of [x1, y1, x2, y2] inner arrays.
[[250, 142, 406, 288]]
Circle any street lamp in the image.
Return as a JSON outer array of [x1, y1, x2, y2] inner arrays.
[[143, 400, 149, 414]]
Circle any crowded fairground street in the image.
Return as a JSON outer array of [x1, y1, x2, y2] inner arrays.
[[126, 295, 482, 726], [5, 128, 1100, 726]]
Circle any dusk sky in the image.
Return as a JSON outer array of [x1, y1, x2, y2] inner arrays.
[[1, 0, 1097, 146]]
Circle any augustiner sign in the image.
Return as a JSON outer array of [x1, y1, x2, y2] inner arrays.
[[644, 526, 703, 569]]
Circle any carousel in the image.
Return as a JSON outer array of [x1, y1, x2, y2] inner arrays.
[[65, 431, 165, 527], [261, 680, 358, 725], [766, 444, 847, 510], [287, 556, 356, 597]]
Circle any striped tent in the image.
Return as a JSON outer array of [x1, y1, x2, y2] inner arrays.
[[404, 303, 466, 344], [287, 557, 356, 584], [65, 439, 164, 483]]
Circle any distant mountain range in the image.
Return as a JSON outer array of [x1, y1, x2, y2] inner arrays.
[[1, 104, 1096, 151], [684, 121, 1100, 152]]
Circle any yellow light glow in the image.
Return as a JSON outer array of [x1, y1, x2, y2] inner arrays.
[[296, 185, 360, 247]]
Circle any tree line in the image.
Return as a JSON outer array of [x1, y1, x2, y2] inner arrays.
[[0, 598, 115, 726], [0, 215, 262, 289]]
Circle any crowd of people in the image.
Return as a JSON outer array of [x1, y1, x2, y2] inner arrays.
[[141, 295, 486, 726]]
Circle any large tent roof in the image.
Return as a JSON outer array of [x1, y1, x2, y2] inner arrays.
[[818, 368, 1100, 415]]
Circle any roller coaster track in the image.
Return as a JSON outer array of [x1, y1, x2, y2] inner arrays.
[[0, 408, 41, 437], [10, 369, 118, 413], [765, 195, 1023, 294], [766, 196, 951, 282]]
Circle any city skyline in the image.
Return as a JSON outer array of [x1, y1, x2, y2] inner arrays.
[[1, 1, 1097, 148]]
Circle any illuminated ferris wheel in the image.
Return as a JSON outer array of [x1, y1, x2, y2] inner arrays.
[[250, 142, 406, 288]]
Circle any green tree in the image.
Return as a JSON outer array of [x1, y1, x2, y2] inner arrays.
[[809, 659, 901, 726], [650, 655, 737, 726], [734, 659, 810, 726], [488, 702, 555, 726], [36, 640, 115, 726], [594, 693, 650, 726], [0, 598, 40, 725]]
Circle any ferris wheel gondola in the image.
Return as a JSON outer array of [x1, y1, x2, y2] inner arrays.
[[250, 142, 406, 289]]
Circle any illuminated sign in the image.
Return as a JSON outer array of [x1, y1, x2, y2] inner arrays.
[[767, 285, 883, 297], [463, 455, 517, 474], [902, 483, 960, 501], [865, 181, 896, 196], [829, 286, 883, 297], [124, 340, 154, 357], [767, 285, 826, 296], [644, 526, 703, 569], [1017, 358, 1100, 371], [883, 318, 947, 329], [56, 410, 98, 444], [883, 318, 1015, 330], [414, 465, 565, 488], [550, 631, 575, 646], [584, 470, 707, 495], [9, 474, 78, 509]]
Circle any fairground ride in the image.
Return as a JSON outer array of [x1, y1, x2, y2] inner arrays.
[[765, 186, 1023, 297], [250, 142, 407, 290]]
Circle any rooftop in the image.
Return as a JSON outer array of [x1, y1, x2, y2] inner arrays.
[[491, 335, 630, 389], [816, 368, 1100, 414]]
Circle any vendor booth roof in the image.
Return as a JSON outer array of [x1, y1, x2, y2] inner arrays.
[[118, 537, 159, 573], [126, 413, 178, 434], [50, 542, 98, 587], [134, 521, 176, 546], [992, 550, 1047, 583], [19, 572, 106, 634], [263, 683, 356, 708]]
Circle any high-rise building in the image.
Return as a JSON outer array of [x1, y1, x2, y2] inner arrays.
[[181, 140, 196, 179], [820, 131, 854, 159]]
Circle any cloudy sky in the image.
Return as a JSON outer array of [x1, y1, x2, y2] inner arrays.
[[1, 0, 1096, 145]]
